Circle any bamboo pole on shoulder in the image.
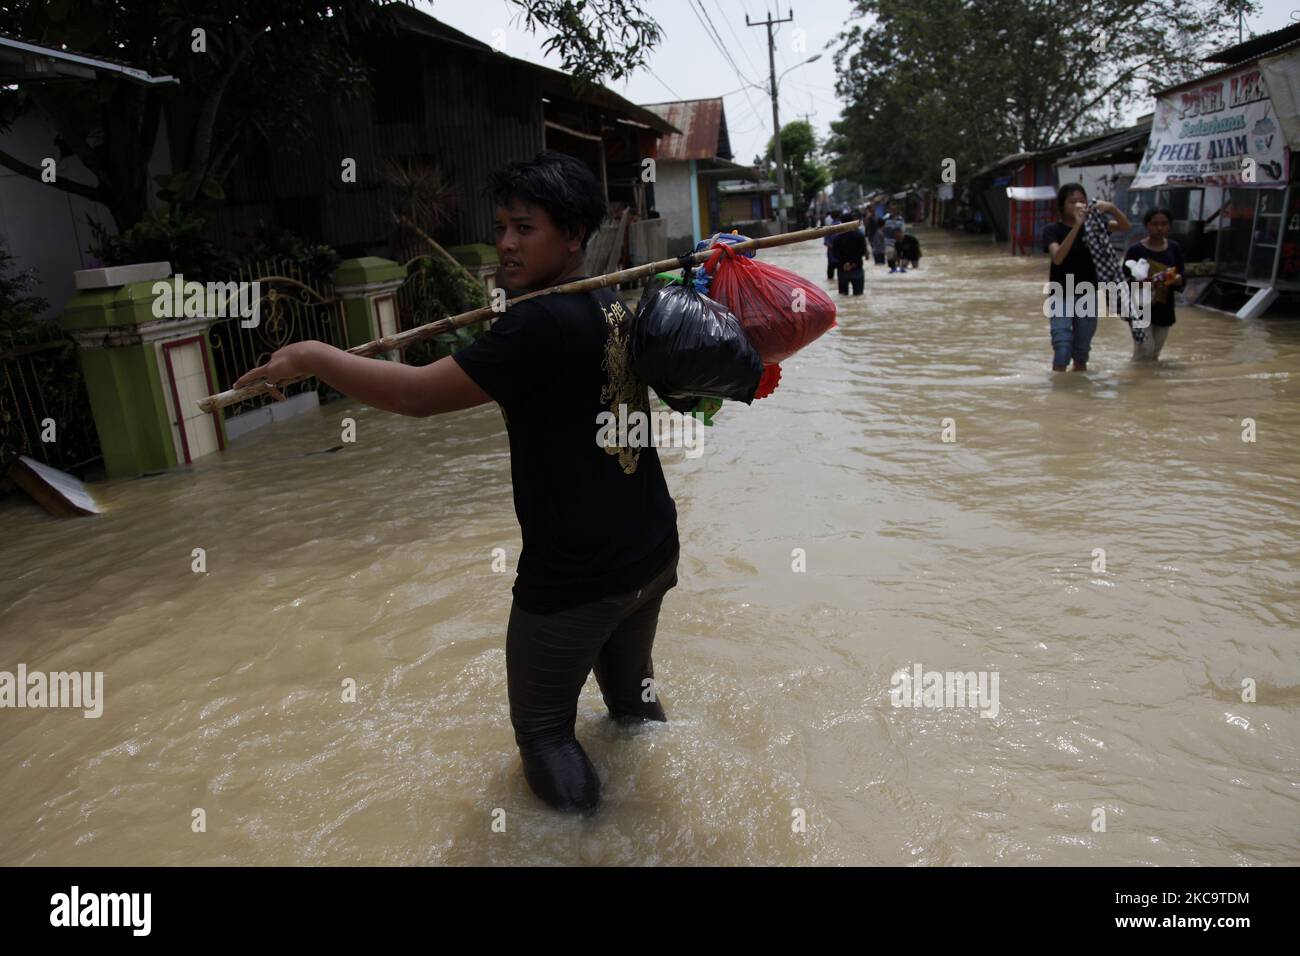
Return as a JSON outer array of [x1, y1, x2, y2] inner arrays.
[[198, 219, 861, 413]]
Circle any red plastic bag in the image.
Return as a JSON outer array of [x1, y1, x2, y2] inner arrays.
[[705, 243, 837, 399]]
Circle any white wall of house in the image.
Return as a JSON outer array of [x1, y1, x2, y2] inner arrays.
[[1055, 162, 1137, 204], [0, 110, 173, 318], [654, 160, 696, 253]]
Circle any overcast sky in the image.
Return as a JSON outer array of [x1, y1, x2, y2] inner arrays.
[[419, 0, 1299, 169]]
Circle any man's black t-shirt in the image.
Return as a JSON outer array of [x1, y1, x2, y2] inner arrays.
[[452, 285, 679, 614], [1043, 220, 1098, 288]]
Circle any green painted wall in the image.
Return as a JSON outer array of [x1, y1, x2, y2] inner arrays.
[[334, 257, 405, 359], [59, 280, 208, 478]]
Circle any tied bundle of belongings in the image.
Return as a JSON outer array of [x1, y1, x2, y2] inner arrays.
[[630, 233, 838, 415], [704, 241, 838, 398], [692, 231, 755, 295], [631, 276, 763, 419], [648, 232, 757, 424]]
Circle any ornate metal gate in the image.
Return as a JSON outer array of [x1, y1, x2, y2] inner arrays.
[[204, 260, 346, 419]]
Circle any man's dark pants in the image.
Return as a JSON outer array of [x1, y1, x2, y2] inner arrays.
[[838, 264, 864, 295], [504, 544, 679, 812]]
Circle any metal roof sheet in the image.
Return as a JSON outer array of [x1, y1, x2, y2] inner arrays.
[[641, 98, 731, 161], [0, 32, 177, 85], [1205, 22, 1300, 65], [1055, 118, 1152, 166], [386, 5, 678, 135]]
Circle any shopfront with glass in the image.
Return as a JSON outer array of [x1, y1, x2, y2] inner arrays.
[[1214, 185, 1297, 288], [1132, 53, 1300, 290]]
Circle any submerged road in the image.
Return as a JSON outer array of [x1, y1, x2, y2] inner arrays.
[[1, 228, 1297, 864]]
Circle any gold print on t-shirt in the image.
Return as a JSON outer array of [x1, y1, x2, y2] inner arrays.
[[599, 298, 649, 475]]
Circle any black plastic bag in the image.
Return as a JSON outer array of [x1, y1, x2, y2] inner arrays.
[[631, 279, 763, 406], [659, 392, 702, 414]]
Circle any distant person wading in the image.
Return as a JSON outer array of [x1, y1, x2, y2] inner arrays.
[[831, 216, 867, 295], [824, 210, 839, 280], [869, 217, 887, 265]]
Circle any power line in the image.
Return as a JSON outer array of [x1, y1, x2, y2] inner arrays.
[[713, 0, 764, 81], [689, 1, 736, 75], [783, 78, 840, 111], [783, 77, 840, 94], [690, 0, 768, 141], [722, 87, 772, 131], [691, 0, 756, 87], [717, 91, 773, 150], [646, 64, 681, 101]]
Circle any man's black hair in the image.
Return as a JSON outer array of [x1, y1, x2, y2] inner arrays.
[[1144, 206, 1172, 226], [489, 151, 607, 250]]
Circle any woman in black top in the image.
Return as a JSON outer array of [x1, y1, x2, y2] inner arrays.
[[1042, 183, 1129, 371], [1122, 208, 1185, 362]]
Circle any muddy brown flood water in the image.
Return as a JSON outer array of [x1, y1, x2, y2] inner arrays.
[[2, 229, 1298, 865]]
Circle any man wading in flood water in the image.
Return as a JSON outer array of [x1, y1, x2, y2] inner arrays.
[[233, 152, 679, 814]]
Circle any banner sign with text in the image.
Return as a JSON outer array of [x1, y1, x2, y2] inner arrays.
[[1132, 65, 1289, 188]]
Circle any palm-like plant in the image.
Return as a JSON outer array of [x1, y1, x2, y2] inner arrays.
[[382, 158, 459, 263]]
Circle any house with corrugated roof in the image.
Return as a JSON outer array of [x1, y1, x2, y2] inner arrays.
[[207, 5, 677, 264], [0, 6, 679, 316], [641, 98, 776, 253]]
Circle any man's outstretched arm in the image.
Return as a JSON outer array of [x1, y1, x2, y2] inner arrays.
[[232, 341, 492, 417]]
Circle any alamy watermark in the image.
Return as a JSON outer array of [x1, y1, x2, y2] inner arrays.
[[0, 664, 103, 718], [1043, 276, 1152, 324], [151, 274, 261, 328], [596, 403, 704, 458], [890, 662, 1000, 719], [50, 886, 150, 935]]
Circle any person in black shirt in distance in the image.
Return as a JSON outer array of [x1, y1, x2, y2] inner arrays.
[[831, 216, 867, 295]]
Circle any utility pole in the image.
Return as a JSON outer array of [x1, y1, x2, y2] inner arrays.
[[748, 7, 794, 233]]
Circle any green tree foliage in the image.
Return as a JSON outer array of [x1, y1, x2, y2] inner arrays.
[[0, 242, 100, 474], [0, 0, 661, 233], [86, 210, 339, 285], [0, 1, 383, 233], [399, 254, 491, 367], [0, 242, 50, 345], [828, 0, 1254, 190], [513, 0, 662, 83], [766, 120, 831, 210]]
